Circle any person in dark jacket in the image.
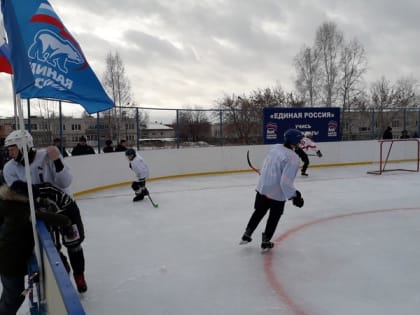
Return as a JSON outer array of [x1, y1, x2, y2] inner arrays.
[[400, 130, 410, 139], [0, 183, 70, 315], [103, 140, 114, 153], [382, 126, 393, 139], [115, 140, 127, 152], [71, 136, 95, 156]]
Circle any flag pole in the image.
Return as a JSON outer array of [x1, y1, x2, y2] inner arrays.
[[16, 93, 43, 295]]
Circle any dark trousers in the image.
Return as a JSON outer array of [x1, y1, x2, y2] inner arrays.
[[245, 192, 285, 241], [53, 202, 86, 275], [295, 148, 309, 174], [0, 274, 25, 315]]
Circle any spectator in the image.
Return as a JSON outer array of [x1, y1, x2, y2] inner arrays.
[[0, 138, 8, 171], [115, 139, 128, 152], [53, 137, 69, 157], [400, 130, 410, 139], [103, 140, 114, 153], [0, 183, 70, 315], [382, 126, 393, 139], [71, 136, 95, 156]]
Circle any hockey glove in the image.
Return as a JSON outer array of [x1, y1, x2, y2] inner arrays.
[[292, 190, 304, 208], [316, 150, 323, 158]]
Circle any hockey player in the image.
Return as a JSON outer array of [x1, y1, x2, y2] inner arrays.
[[2, 130, 88, 293], [125, 148, 150, 202], [295, 131, 322, 176], [240, 129, 305, 250], [38, 182, 87, 292]]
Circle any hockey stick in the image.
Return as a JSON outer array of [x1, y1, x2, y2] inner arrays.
[[147, 194, 159, 208], [247, 150, 260, 175]]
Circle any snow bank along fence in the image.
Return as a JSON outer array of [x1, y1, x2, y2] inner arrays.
[[67, 139, 420, 195]]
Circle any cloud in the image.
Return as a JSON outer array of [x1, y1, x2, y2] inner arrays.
[[1, 0, 419, 118]]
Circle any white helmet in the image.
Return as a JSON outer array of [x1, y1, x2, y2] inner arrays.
[[5, 130, 34, 151], [304, 131, 313, 138]]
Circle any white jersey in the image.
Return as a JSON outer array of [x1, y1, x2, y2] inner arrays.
[[3, 148, 73, 195], [129, 155, 149, 180], [301, 137, 318, 153], [256, 144, 300, 201]]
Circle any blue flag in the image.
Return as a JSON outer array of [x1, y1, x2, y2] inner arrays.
[[1, 0, 114, 114]]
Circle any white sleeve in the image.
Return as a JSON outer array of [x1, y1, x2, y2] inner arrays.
[[131, 157, 150, 180], [302, 138, 318, 153], [3, 161, 21, 186], [45, 159, 73, 190], [279, 157, 300, 199]]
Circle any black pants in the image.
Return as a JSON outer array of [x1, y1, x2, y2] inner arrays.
[[295, 147, 309, 174], [52, 202, 86, 275], [0, 274, 25, 315], [245, 192, 285, 241]]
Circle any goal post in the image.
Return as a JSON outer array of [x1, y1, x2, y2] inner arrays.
[[367, 138, 420, 175]]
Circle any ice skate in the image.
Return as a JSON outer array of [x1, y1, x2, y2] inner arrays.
[[74, 273, 87, 293], [261, 233, 274, 251], [239, 230, 252, 245], [133, 193, 144, 202]]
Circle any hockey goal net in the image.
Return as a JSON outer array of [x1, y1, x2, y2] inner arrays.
[[367, 138, 420, 175]]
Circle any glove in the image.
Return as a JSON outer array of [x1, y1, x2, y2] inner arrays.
[[46, 146, 61, 160], [10, 180, 40, 199], [292, 190, 304, 208], [316, 150, 323, 158], [36, 211, 71, 227]]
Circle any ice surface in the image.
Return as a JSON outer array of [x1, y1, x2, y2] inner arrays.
[[15, 164, 420, 314]]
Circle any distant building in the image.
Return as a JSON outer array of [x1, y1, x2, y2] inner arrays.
[[0, 116, 175, 149]]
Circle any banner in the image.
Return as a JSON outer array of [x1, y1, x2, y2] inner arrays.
[[263, 107, 340, 144], [1, 0, 114, 113]]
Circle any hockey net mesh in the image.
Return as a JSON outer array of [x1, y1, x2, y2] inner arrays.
[[367, 139, 420, 175]]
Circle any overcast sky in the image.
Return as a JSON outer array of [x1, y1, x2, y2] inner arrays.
[[1, 0, 420, 118]]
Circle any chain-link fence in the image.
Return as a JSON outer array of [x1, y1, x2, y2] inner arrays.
[[4, 105, 420, 151], [341, 107, 420, 141]]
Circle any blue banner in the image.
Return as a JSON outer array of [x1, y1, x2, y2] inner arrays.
[[1, 0, 114, 114], [263, 107, 340, 143]]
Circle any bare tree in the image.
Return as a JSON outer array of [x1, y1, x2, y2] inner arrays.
[[294, 45, 320, 106], [315, 21, 343, 107], [393, 76, 418, 108], [339, 38, 367, 111], [102, 51, 132, 141], [175, 107, 211, 142], [249, 87, 286, 109], [369, 76, 399, 133]]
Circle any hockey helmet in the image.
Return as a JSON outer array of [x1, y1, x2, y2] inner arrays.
[[5, 130, 34, 151], [284, 129, 304, 145], [125, 148, 136, 160]]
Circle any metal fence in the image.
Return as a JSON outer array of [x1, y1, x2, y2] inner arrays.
[[7, 105, 420, 152]]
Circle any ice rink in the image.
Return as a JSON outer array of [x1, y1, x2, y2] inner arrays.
[[17, 162, 420, 315]]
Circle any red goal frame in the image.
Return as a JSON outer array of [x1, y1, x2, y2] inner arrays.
[[367, 138, 420, 175]]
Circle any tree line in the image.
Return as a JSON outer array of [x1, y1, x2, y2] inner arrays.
[[101, 21, 419, 144]]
